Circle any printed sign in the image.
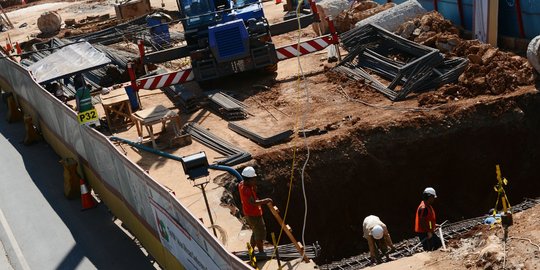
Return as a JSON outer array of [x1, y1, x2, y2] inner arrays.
[[77, 108, 100, 126], [150, 200, 221, 270]]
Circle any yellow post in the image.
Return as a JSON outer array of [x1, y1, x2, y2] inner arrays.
[[59, 158, 81, 199], [23, 114, 41, 145], [247, 242, 258, 269], [495, 164, 510, 212]]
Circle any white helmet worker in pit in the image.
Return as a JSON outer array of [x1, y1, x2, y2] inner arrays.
[[363, 215, 395, 264]]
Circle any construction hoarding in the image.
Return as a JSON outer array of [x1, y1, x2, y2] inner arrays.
[[151, 200, 221, 270], [0, 54, 249, 270]]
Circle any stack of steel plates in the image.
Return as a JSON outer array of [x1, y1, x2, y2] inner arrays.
[[183, 123, 251, 166], [206, 91, 248, 120]]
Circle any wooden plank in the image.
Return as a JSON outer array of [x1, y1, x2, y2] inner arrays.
[[134, 105, 169, 119], [487, 0, 498, 47], [267, 203, 309, 262]]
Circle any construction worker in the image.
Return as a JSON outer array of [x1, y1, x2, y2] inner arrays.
[[238, 166, 272, 253], [363, 215, 395, 264], [415, 187, 442, 251], [73, 73, 93, 113]]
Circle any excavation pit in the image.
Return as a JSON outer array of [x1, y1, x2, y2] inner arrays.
[[218, 85, 540, 264]]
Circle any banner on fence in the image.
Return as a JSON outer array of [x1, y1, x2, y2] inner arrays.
[[150, 199, 220, 270]]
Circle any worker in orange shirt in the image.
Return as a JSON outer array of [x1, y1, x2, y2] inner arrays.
[[238, 166, 273, 253], [415, 187, 442, 251]]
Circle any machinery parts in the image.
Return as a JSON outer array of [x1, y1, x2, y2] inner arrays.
[[130, 0, 338, 90]]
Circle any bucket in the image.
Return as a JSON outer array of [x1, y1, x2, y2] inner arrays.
[[124, 86, 140, 111]]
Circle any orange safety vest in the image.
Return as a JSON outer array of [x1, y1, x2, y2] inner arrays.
[[415, 201, 436, 233]]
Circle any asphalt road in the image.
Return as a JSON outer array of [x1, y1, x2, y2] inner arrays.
[[0, 102, 157, 270]]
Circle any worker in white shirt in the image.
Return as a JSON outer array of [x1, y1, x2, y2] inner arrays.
[[363, 215, 395, 264]]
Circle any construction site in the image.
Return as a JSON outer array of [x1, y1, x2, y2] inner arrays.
[[1, 0, 540, 269]]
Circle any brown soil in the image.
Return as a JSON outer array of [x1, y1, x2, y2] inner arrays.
[[394, 12, 536, 106]]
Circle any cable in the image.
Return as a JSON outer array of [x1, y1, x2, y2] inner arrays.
[[509, 237, 540, 251], [263, 1, 311, 267], [296, 0, 311, 264]]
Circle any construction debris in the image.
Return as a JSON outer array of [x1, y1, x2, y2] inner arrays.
[[393, 12, 536, 105], [334, 23, 467, 101], [354, 0, 426, 32], [334, 0, 394, 33], [315, 0, 349, 34], [37, 11, 62, 34]]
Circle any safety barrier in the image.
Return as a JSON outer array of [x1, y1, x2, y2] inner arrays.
[[0, 54, 249, 269]]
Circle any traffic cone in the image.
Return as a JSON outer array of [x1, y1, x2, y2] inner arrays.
[[15, 42, 22, 55], [80, 178, 98, 210]]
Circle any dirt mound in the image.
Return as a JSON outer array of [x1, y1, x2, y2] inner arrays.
[[394, 11, 536, 106], [335, 0, 395, 33]]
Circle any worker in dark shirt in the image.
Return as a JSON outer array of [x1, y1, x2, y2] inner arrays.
[[414, 187, 442, 251]]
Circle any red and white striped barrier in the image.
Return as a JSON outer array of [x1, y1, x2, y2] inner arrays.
[[276, 35, 336, 61], [136, 69, 194, 90]]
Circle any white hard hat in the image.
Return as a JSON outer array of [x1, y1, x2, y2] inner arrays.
[[242, 166, 257, 178], [371, 225, 384, 240], [423, 187, 437, 198]]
